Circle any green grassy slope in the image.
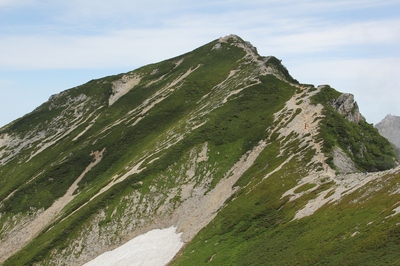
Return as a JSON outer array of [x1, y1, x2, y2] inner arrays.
[[0, 35, 298, 265], [171, 152, 400, 266], [0, 35, 398, 265], [311, 86, 396, 172]]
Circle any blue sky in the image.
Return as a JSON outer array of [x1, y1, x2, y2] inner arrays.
[[1, 0, 399, 127]]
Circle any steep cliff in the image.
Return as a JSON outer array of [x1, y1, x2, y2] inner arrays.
[[329, 93, 365, 124]]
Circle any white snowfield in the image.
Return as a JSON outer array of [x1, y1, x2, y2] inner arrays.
[[83, 227, 183, 266]]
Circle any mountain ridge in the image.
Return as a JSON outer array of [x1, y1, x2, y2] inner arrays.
[[376, 114, 400, 158], [0, 35, 399, 265]]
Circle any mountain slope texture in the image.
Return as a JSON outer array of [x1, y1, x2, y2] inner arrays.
[[0, 35, 399, 266], [376, 114, 400, 158]]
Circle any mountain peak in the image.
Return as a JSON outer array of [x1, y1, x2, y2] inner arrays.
[[213, 34, 258, 57], [376, 113, 400, 129], [376, 114, 400, 153], [212, 35, 298, 84], [218, 34, 242, 42], [0, 36, 398, 266]]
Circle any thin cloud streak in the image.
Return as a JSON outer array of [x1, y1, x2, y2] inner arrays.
[[0, 0, 35, 8], [0, 29, 211, 70], [2, 15, 399, 70], [260, 19, 400, 56], [0, 0, 399, 126], [288, 56, 400, 124]]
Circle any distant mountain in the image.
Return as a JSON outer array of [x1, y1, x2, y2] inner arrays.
[[0, 35, 399, 266], [376, 114, 400, 156]]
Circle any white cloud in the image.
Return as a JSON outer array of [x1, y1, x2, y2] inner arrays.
[[2, 9, 398, 70], [257, 19, 400, 56], [287, 57, 400, 124], [0, 0, 35, 8], [0, 0, 399, 126], [0, 28, 213, 70]]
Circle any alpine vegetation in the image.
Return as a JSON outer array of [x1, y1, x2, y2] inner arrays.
[[0, 35, 399, 266]]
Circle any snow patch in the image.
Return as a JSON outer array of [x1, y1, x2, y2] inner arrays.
[[83, 227, 183, 266]]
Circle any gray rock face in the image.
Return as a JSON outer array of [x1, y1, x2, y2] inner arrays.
[[330, 93, 365, 123], [332, 147, 359, 174], [376, 114, 400, 148]]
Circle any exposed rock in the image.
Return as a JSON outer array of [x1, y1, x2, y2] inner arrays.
[[329, 93, 365, 123], [109, 74, 141, 106], [284, 166, 400, 220], [376, 114, 400, 149], [332, 146, 359, 174]]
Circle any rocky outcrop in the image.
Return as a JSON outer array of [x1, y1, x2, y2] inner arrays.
[[332, 146, 359, 174], [329, 93, 365, 123]]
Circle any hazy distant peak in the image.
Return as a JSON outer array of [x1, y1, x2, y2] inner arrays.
[[376, 114, 400, 149]]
